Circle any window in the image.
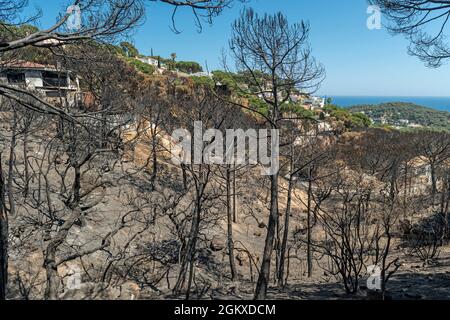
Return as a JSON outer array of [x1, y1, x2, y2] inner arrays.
[[7, 72, 25, 84], [42, 71, 68, 87], [46, 90, 67, 98]]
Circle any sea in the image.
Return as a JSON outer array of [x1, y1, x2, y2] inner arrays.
[[330, 96, 450, 113]]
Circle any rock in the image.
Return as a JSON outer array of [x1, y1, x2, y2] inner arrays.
[[236, 252, 249, 266], [258, 221, 266, 229], [210, 289, 229, 300], [119, 282, 140, 300], [253, 231, 262, 237], [60, 282, 120, 300], [210, 236, 225, 251], [398, 220, 413, 236], [227, 286, 238, 295]]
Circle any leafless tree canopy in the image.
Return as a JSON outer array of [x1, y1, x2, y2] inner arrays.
[[156, 0, 246, 32], [370, 0, 450, 67], [0, 0, 145, 53], [0, 0, 244, 50], [230, 9, 325, 119], [0, 0, 33, 25]]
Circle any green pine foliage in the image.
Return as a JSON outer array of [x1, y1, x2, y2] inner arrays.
[[349, 103, 450, 131]]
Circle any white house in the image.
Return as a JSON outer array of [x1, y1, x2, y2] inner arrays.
[[0, 60, 80, 105], [289, 93, 325, 109], [137, 57, 161, 67], [304, 96, 325, 109], [189, 71, 212, 78]]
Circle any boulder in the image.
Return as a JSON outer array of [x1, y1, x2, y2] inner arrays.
[[236, 252, 250, 266], [118, 281, 141, 300], [210, 236, 225, 251], [60, 282, 120, 300], [61, 281, 140, 300]]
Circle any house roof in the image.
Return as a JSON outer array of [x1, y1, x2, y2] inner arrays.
[[1, 60, 58, 71]]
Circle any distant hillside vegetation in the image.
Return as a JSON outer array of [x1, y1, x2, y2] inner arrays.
[[348, 102, 450, 131]]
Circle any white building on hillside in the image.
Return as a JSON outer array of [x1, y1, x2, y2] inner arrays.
[[137, 57, 159, 66], [189, 71, 212, 78], [0, 60, 80, 105], [304, 96, 325, 109]]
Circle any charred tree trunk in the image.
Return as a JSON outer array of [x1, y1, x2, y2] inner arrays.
[[44, 161, 84, 299], [0, 155, 8, 300], [278, 144, 294, 287], [380, 228, 391, 300], [23, 130, 30, 198], [173, 183, 204, 298], [182, 165, 188, 191], [150, 129, 158, 190], [254, 173, 279, 300], [431, 162, 437, 197], [306, 171, 313, 278], [440, 170, 450, 241], [277, 175, 293, 286], [226, 167, 237, 281], [44, 206, 83, 299], [73, 165, 81, 204], [185, 257, 195, 300], [7, 110, 17, 217], [232, 167, 237, 223]]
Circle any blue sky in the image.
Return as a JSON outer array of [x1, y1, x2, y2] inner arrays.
[[28, 0, 450, 97]]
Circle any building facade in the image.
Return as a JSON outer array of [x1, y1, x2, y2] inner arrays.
[[0, 61, 80, 105]]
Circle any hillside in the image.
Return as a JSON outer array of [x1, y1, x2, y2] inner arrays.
[[3, 17, 450, 304], [348, 102, 450, 131]]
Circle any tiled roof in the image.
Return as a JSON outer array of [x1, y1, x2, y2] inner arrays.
[[1, 60, 56, 70]]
